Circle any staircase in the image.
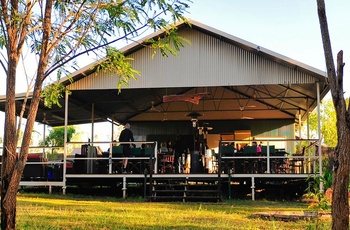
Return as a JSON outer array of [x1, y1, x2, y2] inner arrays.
[[148, 177, 221, 202]]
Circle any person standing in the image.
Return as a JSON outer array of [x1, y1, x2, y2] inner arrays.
[[119, 123, 134, 173], [174, 136, 186, 173]]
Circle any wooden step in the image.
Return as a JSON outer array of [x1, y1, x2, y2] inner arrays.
[[148, 177, 222, 202], [152, 189, 218, 193]]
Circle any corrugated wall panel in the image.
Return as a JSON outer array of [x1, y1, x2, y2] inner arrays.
[[68, 27, 317, 90]]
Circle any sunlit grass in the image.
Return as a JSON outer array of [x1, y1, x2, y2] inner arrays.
[[15, 193, 331, 229]]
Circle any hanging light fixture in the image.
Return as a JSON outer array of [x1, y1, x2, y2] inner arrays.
[[186, 111, 202, 127]]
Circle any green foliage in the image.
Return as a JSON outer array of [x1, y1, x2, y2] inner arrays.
[[42, 126, 76, 147], [305, 169, 333, 211], [2, 0, 191, 108], [307, 99, 337, 147], [145, 24, 192, 58], [321, 168, 333, 190], [44, 0, 191, 76], [41, 82, 71, 108], [95, 47, 141, 91], [1, 1, 192, 227]]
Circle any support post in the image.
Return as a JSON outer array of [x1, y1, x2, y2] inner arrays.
[[91, 103, 94, 144], [251, 177, 255, 201], [144, 169, 147, 199], [266, 141, 270, 173], [228, 170, 231, 200], [62, 89, 69, 195], [122, 176, 127, 198], [316, 82, 323, 192], [43, 124, 46, 158]]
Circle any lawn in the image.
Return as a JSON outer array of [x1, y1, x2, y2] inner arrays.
[[16, 193, 331, 229]]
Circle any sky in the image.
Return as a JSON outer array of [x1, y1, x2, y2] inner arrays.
[[2, 0, 350, 93], [1, 0, 350, 143], [186, 0, 350, 89]]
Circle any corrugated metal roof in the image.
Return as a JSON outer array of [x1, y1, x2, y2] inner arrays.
[[0, 19, 329, 126], [65, 21, 325, 90]]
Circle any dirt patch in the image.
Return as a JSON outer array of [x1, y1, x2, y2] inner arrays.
[[251, 211, 331, 222]]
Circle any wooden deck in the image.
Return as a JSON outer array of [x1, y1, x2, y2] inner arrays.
[[16, 143, 318, 202]]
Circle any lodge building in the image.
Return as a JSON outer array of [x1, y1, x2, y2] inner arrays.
[[0, 20, 329, 201]]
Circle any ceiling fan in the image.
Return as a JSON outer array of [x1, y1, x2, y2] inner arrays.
[[197, 122, 213, 132], [239, 106, 254, 119], [161, 113, 168, 122], [139, 100, 161, 112], [149, 100, 161, 112]]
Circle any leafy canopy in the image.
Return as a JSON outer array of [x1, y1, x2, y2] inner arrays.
[[41, 126, 76, 147], [0, 0, 192, 97], [307, 99, 337, 147]]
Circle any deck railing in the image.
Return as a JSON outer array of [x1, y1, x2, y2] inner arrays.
[[218, 139, 320, 175], [0, 138, 321, 195]]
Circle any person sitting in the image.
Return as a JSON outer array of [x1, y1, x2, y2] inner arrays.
[[159, 142, 168, 153], [166, 140, 174, 154], [96, 146, 104, 156]]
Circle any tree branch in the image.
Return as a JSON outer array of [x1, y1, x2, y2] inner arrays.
[[45, 21, 150, 77], [44, 5, 173, 77]]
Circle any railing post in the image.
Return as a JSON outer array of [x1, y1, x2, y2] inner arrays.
[[251, 177, 255, 201], [154, 142, 158, 174], [228, 170, 231, 200], [144, 169, 147, 199], [218, 141, 222, 201], [266, 141, 270, 173], [109, 142, 112, 174], [122, 176, 127, 199]]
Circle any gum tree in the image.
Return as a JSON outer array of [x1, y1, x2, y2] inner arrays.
[[0, 1, 191, 229], [317, 0, 350, 229], [308, 99, 337, 147]]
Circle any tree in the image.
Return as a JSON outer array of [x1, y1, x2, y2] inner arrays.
[[0, 1, 191, 229], [317, 0, 350, 229], [308, 98, 337, 147], [40, 126, 76, 147]]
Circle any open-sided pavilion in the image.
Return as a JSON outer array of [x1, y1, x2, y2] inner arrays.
[[0, 20, 329, 201]]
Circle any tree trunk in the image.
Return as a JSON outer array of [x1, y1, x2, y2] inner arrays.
[[317, 1, 350, 229], [1, 38, 21, 230], [1, 75, 45, 230], [332, 127, 350, 229], [1, 1, 52, 228]]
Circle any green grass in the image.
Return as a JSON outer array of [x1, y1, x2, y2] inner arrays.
[[16, 193, 331, 230]]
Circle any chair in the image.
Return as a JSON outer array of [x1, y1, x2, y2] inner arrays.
[[73, 154, 86, 174], [290, 147, 305, 174], [160, 154, 175, 173], [144, 148, 153, 157], [243, 146, 258, 173], [140, 148, 154, 173], [221, 145, 234, 173], [23, 154, 46, 180], [111, 146, 123, 173], [129, 148, 142, 173], [259, 145, 275, 173], [159, 146, 169, 154], [112, 146, 123, 157], [221, 145, 234, 156], [243, 146, 257, 155], [261, 145, 275, 156], [131, 147, 142, 156]]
